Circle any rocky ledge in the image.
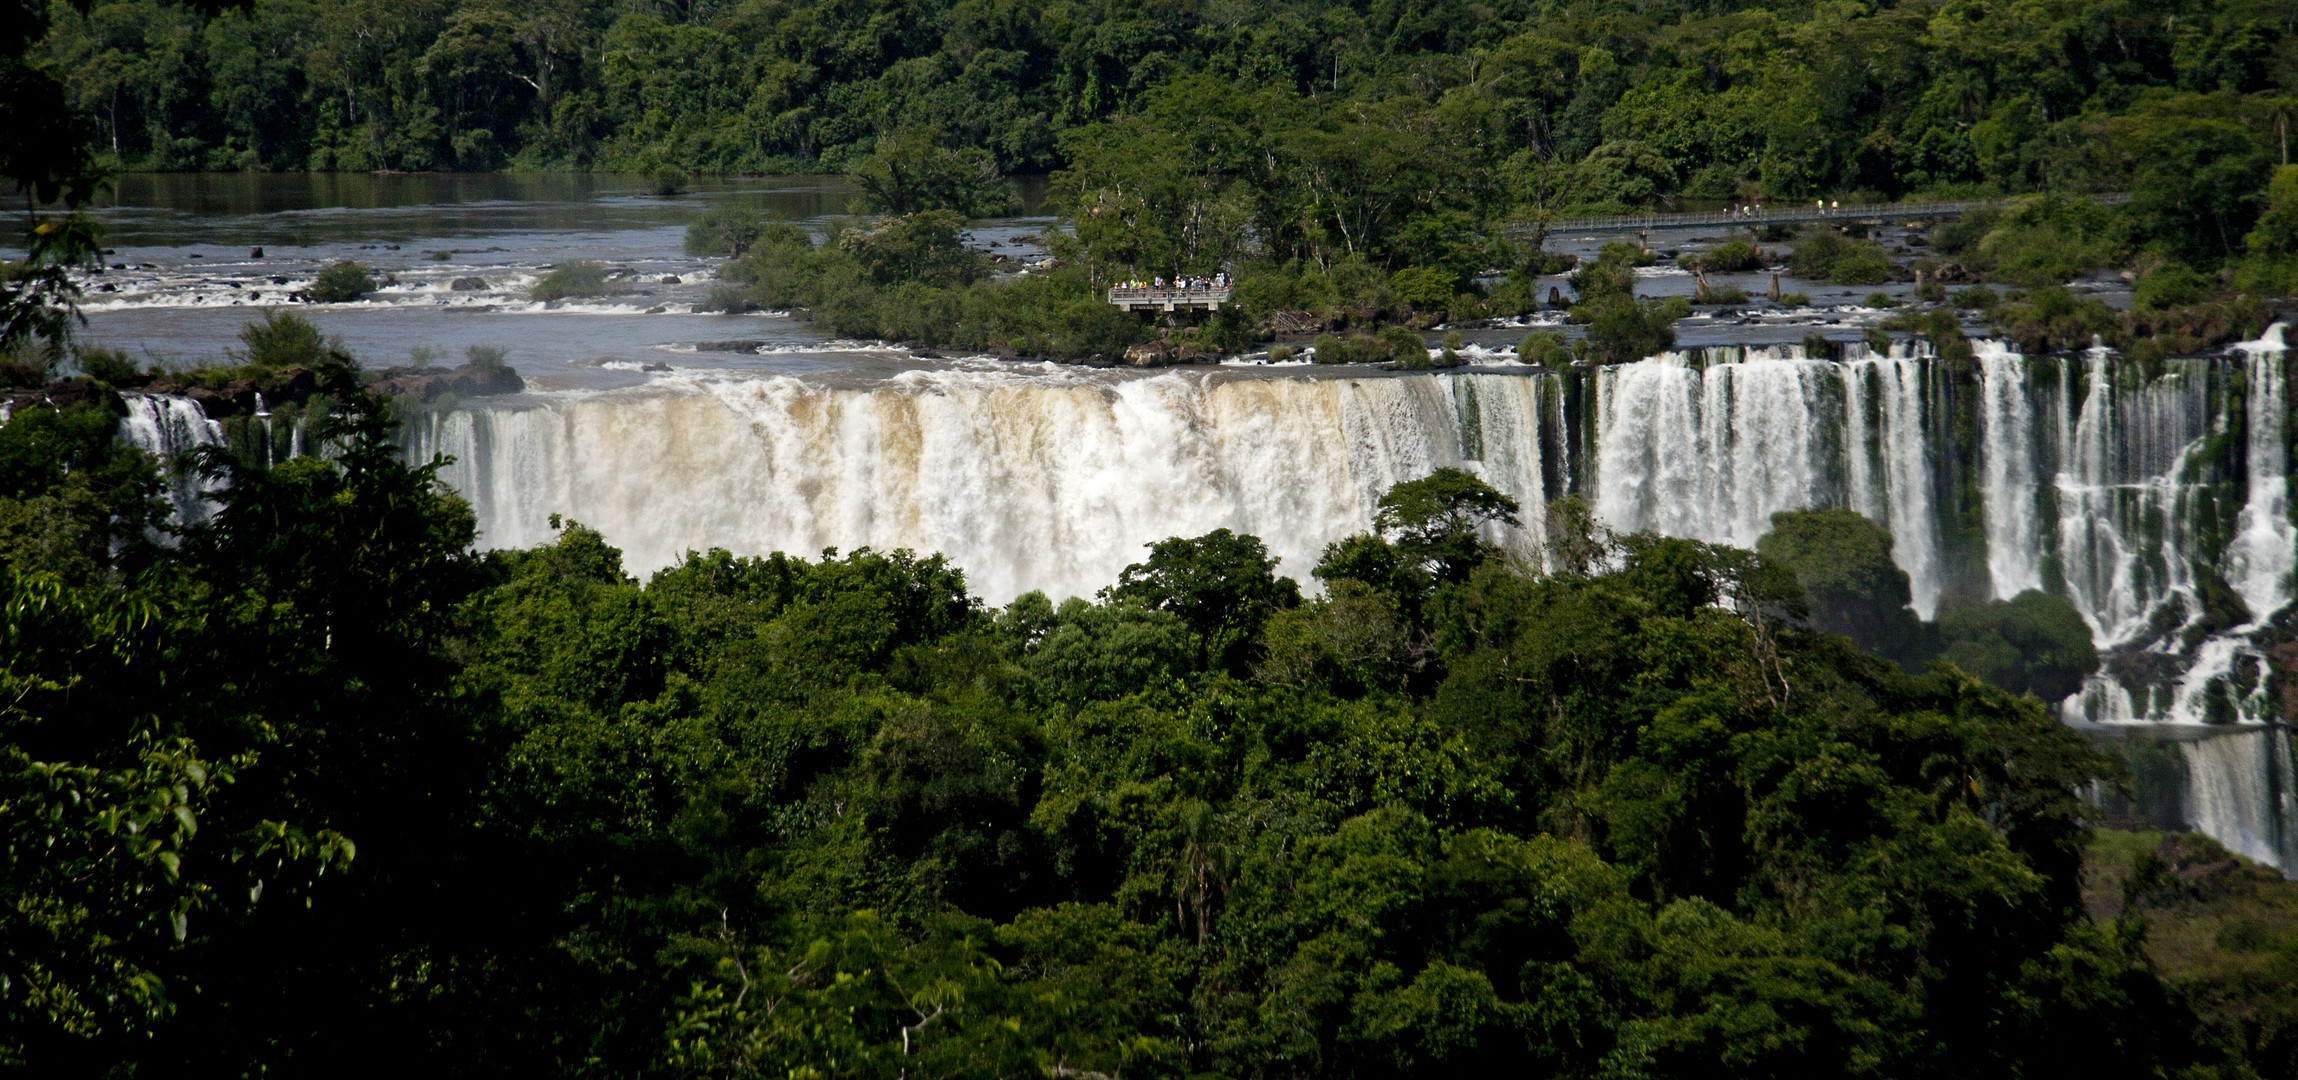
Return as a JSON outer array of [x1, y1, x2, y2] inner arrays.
[[366, 360, 527, 402], [1120, 341, 1222, 366], [144, 366, 323, 417]]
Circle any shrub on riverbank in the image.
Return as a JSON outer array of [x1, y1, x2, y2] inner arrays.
[[1790, 227, 1893, 285], [1566, 244, 1686, 363], [530, 260, 616, 302], [713, 213, 1147, 361], [303, 260, 375, 303], [1931, 194, 2122, 287], [1680, 238, 1764, 272], [684, 208, 764, 257]]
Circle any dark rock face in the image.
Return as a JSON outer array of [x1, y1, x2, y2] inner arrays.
[[186, 382, 256, 418], [449, 276, 489, 291], [367, 360, 526, 402], [142, 366, 322, 418], [3, 377, 117, 416]]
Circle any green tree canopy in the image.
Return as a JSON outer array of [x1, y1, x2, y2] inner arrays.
[[1373, 467, 1523, 584]]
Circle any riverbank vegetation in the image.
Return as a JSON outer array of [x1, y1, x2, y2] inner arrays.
[[5, 359, 2293, 1075], [11, 1, 2298, 365], [686, 129, 2296, 365]]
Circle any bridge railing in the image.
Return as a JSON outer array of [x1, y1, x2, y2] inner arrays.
[[1108, 286, 1234, 310], [1525, 192, 2129, 236]]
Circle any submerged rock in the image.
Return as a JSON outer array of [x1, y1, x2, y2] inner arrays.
[[449, 276, 489, 291]]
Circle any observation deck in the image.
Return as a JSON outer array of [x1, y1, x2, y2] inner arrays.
[[1109, 285, 1233, 312]]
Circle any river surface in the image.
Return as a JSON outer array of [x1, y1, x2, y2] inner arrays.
[[68, 173, 1057, 389]]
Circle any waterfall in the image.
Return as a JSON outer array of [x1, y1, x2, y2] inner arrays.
[[2228, 326, 2294, 629], [1592, 345, 1942, 615], [2179, 726, 2298, 871], [119, 395, 226, 526], [1845, 350, 1942, 617], [2049, 343, 2213, 649], [1975, 341, 2042, 598], [2093, 724, 2298, 873], [404, 370, 1550, 603], [1593, 347, 1838, 552]]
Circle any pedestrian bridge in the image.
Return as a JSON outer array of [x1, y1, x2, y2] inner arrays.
[[1109, 285, 1233, 311], [1525, 192, 2130, 236]]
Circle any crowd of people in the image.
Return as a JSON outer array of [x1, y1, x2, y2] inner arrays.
[[1721, 200, 1843, 218], [1114, 272, 1231, 290]]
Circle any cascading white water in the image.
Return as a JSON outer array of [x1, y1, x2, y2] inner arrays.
[[118, 395, 226, 525], [2158, 327, 2297, 730], [1960, 327, 2294, 726], [1845, 350, 1942, 617], [2180, 726, 2298, 870], [405, 370, 1550, 602], [2051, 343, 2212, 649], [1975, 341, 2042, 598], [1594, 347, 1835, 552], [1593, 345, 1943, 616], [2228, 326, 2294, 630]]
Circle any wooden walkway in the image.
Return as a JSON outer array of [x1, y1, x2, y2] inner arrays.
[[1109, 285, 1234, 311], [1527, 192, 2130, 236]]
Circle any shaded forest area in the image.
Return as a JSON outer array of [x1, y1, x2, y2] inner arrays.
[[34, 0, 2298, 209]]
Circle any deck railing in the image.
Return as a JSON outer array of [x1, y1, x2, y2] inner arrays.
[[1108, 286, 1234, 311]]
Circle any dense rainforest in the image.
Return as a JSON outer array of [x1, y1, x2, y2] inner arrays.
[[9, 0, 2298, 363], [26, 0, 2298, 201], [6, 1, 2298, 1075], [3, 334, 2296, 1076]]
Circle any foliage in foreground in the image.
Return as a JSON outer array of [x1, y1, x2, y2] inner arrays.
[[0, 377, 2268, 1077]]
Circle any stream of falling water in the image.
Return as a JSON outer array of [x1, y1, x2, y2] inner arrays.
[[119, 395, 226, 526], [1592, 344, 1943, 615], [405, 369, 1552, 604], [374, 331, 2288, 726], [1975, 342, 2043, 598]]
